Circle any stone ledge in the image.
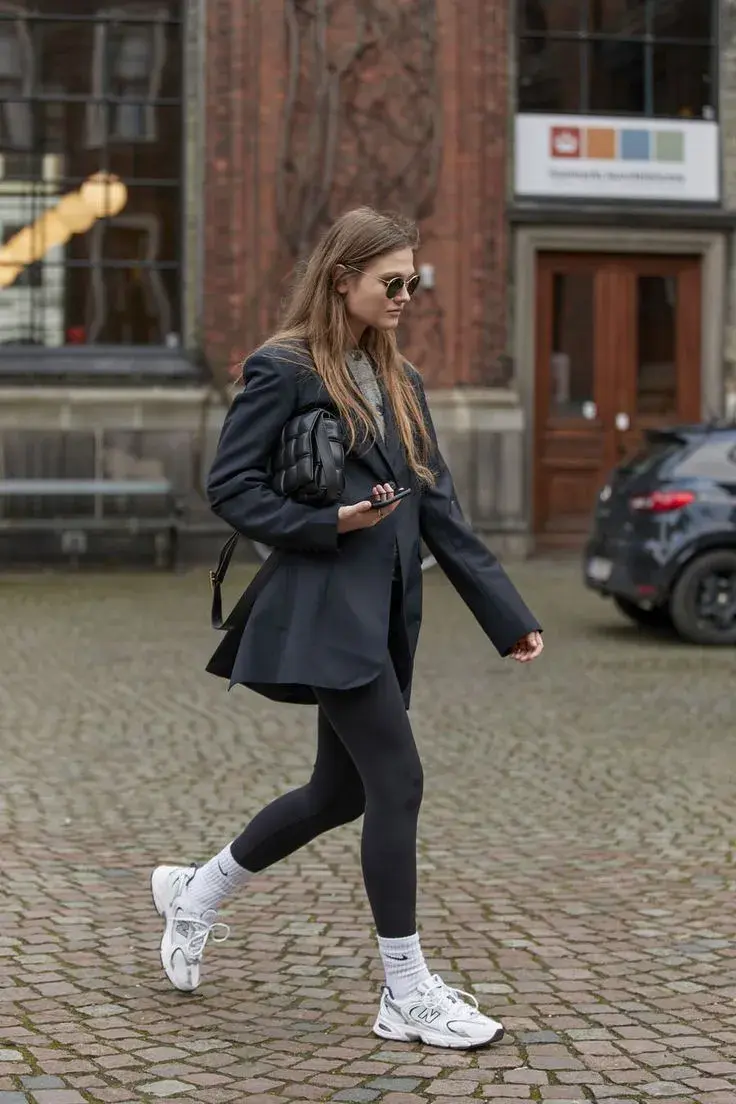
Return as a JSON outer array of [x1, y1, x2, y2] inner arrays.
[[0, 384, 525, 434], [0, 385, 223, 431], [0, 385, 213, 404], [425, 388, 524, 433]]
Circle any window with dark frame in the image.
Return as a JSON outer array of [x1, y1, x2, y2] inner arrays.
[[0, 1, 182, 349], [518, 0, 717, 119]]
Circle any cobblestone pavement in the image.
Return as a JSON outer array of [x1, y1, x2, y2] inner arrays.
[[1, 561, 735, 1104]]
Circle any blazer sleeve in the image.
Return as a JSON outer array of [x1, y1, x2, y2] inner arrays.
[[414, 374, 542, 657], [206, 351, 340, 552]]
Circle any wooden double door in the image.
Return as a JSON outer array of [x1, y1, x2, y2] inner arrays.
[[534, 252, 702, 545]]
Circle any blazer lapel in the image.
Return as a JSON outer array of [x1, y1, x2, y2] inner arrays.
[[355, 433, 397, 486], [378, 385, 405, 482], [379, 384, 403, 470], [352, 383, 405, 487]]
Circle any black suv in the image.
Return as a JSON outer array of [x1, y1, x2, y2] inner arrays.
[[584, 423, 736, 645]]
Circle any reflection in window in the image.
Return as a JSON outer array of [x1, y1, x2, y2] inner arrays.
[[517, 0, 716, 118], [87, 11, 171, 147], [0, 13, 32, 149], [0, 4, 182, 348], [589, 41, 646, 115], [0, 156, 66, 345], [518, 39, 583, 113], [637, 275, 678, 417], [86, 218, 173, 343], [589, 0, 648, 36], [653, 0, 712, 41], [550, 271, 596, 419], [1, 224, 42, 287], [652, 45, 713, 118], [520, 0, 579, 34]]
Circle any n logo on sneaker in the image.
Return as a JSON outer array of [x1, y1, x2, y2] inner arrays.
[[412, 1005, 441, 1024]]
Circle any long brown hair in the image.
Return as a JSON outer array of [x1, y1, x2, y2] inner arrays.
[[264, 207, 435, 485]]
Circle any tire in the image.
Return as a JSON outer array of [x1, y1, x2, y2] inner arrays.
[[612, 595, 672, 631], [669, 549, 736, 646]]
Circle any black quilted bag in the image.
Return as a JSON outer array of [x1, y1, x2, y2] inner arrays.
[[210, 408, 344, 629], [271, 408, 344, 505]]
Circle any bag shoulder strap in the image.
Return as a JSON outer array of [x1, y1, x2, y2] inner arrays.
[[210, 531, 239, 630]]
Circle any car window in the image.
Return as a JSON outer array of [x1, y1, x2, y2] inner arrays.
[[672, 438, 736, 480], [618, 437, 683, 479]]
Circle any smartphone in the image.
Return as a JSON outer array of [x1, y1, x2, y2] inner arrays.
[[370, 487, 412, 509]]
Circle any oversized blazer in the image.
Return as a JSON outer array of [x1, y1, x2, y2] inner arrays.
[[205, 343, 542, 705]]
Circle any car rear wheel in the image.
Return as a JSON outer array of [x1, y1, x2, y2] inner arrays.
[[612, 595, 672, 631], [669, 549, 736, 646]]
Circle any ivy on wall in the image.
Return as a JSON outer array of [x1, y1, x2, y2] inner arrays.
[[230, 0, 446, 385]]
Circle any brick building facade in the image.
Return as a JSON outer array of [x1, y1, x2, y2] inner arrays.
[[0, 0, 732, 564], [202, 0, 511, 392]]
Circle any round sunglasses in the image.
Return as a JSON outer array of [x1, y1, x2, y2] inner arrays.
[[343, 264, 421, 300]]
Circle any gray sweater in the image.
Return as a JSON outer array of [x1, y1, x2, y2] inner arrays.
[[347, 349, 385, 440]]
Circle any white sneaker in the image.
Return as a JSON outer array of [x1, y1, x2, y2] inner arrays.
[[373, 973, 504, 1049], [150, 864, 229, 992]]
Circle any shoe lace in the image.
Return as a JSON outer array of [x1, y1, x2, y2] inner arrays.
[[171, 909, 230, 964], [423, 975, 481, 1017]]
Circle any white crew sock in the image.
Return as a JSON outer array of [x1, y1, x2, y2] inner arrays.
[[377, 933, 432, 1000], [179, 843, 253, 915]]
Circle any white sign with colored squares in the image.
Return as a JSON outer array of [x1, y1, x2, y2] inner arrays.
[[515, 114, 719, 202]]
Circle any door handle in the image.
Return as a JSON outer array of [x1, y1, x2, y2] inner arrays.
[[615, 411, 630, 431]]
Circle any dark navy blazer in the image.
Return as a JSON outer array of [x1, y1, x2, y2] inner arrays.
[[205, 345, 542, 705]]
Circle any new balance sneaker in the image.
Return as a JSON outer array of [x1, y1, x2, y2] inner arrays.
[[373, 973, 504, 1049], [150, 864, 229, 992]]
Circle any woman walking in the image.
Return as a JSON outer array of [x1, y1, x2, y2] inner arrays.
[[152, 207, 543, 1049]]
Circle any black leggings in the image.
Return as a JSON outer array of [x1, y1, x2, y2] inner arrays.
[[229, 662, 424, 938]]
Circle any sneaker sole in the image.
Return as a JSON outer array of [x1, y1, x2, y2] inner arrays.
[[372, 1017, 504, 1050]]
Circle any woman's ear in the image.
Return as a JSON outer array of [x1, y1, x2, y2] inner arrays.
[[333, 264, 350, 296]]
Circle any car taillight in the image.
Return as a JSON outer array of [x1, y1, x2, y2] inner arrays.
[[629, 490, 696, 513]]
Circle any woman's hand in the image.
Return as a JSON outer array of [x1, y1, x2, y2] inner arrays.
[[509, 631, 544, 663], [337, 483, 401, 534]]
